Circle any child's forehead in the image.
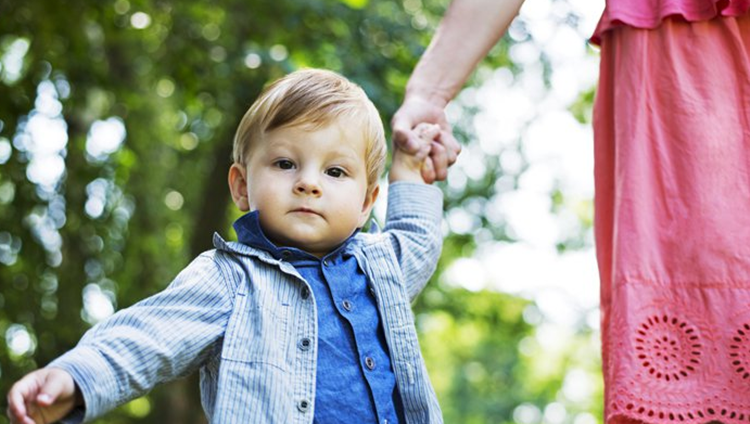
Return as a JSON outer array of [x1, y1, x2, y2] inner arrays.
[[261, 122, 368, 158]]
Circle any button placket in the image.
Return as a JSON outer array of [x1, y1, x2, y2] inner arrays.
[[298, 337, 312, 351], [365, 356, 375, 370], [342, 300, 353, 311]]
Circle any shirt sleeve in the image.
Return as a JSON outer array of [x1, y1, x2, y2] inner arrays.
[[383, 182, 444, 300], [48, 251, 236, 423]]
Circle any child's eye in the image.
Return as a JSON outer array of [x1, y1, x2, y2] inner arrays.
[[326, 167, 346, 178], [274, 160, 295, 170]]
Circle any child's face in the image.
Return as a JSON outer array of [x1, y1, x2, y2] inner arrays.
[[229, 119, 379, 257]]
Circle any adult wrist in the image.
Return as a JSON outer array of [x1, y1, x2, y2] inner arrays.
[[403, 81, 451, 109]]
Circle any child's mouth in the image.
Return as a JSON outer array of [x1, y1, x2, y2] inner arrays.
[[292, 207, 321, 217]]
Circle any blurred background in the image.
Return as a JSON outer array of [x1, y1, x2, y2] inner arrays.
[[0, 0, 604, 422]]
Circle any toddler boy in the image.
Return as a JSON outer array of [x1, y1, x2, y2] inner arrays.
[[7, 69, 446, 424]]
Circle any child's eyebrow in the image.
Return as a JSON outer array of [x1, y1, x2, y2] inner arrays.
[[327, 149, 363, 164]]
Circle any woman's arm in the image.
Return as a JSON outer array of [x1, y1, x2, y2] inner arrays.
[[392, 0, 525, 181], [406, 0, 525, 105]]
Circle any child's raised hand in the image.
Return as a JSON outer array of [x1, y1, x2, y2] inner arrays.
[[6, 368, 81, 424], [390, 123, 442, 183]]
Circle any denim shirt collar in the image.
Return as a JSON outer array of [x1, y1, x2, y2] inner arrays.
[[231, 211, 359, 262]]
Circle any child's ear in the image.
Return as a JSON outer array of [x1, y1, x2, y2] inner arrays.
[[358, 185, 380, 227], [228, 164, 250, 211]]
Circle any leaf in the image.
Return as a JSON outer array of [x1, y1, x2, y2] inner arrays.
[[338, 0, 369, 10]]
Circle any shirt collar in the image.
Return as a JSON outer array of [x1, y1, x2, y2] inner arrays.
[[232, 211, 358, 261]]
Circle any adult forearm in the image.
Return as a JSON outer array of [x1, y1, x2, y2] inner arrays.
[[406, 0, 525, 105]]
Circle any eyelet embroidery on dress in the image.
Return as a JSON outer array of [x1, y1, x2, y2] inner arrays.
[[618, 401, 750, 423], [730, 323, 750, 379], [634, 314, 701, 381], [609, 318, 750, 424], [612, 403, 750, 423]]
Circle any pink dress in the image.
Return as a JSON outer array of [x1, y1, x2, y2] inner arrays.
[[593, 1, 750, 423]]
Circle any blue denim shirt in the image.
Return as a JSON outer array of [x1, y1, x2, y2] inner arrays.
[[50, 182, 444, 424], [233, 212, 404, 423]]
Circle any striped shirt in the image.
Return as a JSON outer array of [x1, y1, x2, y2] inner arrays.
[[50, 182, 444, 423], [233, 210, 404, 423]]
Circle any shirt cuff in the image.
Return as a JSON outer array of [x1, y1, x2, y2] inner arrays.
[[386, 182, 443, 222], [48, 345, 118, 423], [59, 407, 85, 424]]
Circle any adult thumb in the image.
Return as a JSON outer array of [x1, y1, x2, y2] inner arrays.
[[391, 116, 420, 154]]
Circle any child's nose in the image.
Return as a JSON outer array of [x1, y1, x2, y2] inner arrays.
[[294, 178, 321, 196]]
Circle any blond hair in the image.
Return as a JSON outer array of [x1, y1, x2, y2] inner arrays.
[[232, 69, 386, 191]]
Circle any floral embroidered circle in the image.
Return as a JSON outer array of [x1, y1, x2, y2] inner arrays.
[[729, 322, 750, 379], [634, 314, 702, 381]]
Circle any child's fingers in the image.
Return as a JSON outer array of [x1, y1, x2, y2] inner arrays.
[[6, 400, 26, 424], [7, 398, 38, 424], [414, 123, 441, 141], [36, 369, 72, 407], [7, 378, 35, 420], [7, 368, 75, 424], [6, 405, 34, 424]]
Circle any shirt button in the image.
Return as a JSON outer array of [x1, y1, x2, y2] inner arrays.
[[368, 285, 377, 298], [342, 300, 353, 311], [365, 356, 375, 370], [281, 251, 291, 259], [297, 399, 310, 413], [301, 287, 310, 300], [298, 337, 312, 351], [323, 259, 329, 266]]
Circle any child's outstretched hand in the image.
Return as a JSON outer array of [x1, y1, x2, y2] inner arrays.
[[6, 368, 81, 424], [390, 123, 443, 183]]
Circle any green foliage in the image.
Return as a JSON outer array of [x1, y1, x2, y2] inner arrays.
[[0, 0, 601, 423], [415, 286, 534, 421], [569, 86, 596, 124]]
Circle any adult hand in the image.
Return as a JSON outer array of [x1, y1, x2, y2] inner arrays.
[[389, 123, 441, 183], [7, 368, 81, 424], [391, 96, 461, 183]]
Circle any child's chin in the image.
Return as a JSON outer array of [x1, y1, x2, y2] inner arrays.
[[289, 238, 343, 257]]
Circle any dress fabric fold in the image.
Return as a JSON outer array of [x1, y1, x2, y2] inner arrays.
[[594, 10, 750, 424]]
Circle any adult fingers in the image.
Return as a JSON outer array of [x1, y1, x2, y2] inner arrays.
[[438, 129, 461, 166], [391, 115, 421, 154], [429, 142, 450, 181], [413, 136, 433, 162], [421, 157, 436, 184]]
